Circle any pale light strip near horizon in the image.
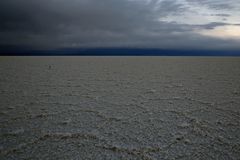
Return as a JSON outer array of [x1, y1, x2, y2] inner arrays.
[[0, 0, 239, 50]]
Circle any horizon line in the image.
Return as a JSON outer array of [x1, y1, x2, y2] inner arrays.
[[0, 48, 240, 56]]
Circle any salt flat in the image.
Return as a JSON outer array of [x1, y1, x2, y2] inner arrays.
[[0, 57, 240, 160]]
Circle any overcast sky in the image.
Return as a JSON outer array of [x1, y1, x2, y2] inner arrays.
[[0, 0, 240, 50]]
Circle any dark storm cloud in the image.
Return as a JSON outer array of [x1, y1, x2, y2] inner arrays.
[[0, 0, 239, 49], [211, 14, 231, 17]]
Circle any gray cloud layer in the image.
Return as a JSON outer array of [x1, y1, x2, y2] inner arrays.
[[0, 0, 239, 49]]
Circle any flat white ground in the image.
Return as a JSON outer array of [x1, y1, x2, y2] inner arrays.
[[0, 57, 240, 159]]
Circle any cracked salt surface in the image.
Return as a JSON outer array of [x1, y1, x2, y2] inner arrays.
[[0, 57, 240, 160]]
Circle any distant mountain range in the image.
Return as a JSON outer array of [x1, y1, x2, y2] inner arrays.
[[0, 47, 239, 56]]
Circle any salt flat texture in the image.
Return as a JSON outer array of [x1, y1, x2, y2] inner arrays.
[[0, 57, 240, 160]]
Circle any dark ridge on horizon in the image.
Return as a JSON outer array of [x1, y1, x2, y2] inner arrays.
[[0, 48, 240, 56]]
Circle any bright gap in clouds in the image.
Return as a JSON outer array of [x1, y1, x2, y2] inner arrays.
[[198, 25, 240, 39]]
